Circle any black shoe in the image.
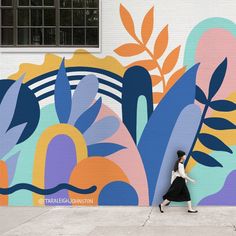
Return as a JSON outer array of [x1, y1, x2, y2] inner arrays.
[[188, 210, 198, 213], [159, 204, 164, 213]]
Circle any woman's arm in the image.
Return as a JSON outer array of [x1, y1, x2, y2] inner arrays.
[[178, 163, 194, 182]]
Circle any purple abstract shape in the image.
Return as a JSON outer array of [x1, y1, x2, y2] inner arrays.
[[0, 123, 27, 158], [199, 170, 236, 205], [68, 74, 99, 125], [45, 134, 77, 206], [0, 74, 24, 135], [152, 104, 201, 205], [83, 116, 120, 145]]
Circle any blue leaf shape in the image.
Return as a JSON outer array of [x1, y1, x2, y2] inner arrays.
[[98, 181, 138, 206], [74, 97, 102, 133], [198, 133, 232, 154], [0, 74, 24, 135], [210, 100, 236, 112], [191, 151, 223, 167], [83, 116, 120, 145], [152, 104, 201, 205], [87, 143, 126, 157], [6, 151, 20, 185], [204, 117, 236, 130], [68, 74, 99, 125], [196, 85, 207, 104], [137, 63, 199, 204], [208, 58, 227, 100], [55, 58, 72, 123]]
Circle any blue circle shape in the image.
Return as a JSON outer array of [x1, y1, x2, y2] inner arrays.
[[98, 181, 139, 206], [0, 79, 40, 143]]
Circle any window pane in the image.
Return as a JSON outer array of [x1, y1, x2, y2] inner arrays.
[[1, 9, 13, 26], [73, 28, 85, 45], [44, 9, 56, 26], [18, 0, 29, 5], [31, 28, 43, 45], [44, 28, 55, 45], [86, 28, 98, 45], [60, 9, 72, 26], [86, 9, 98, 26], [1, 0, 12, 6], [73, 9, 85, 26], [60, 0, 71, 8], [1, 28, 13, 45], [31, 9, 42, 26], [86, 0, 98, 8], [73, 0, 84, 7], [31, 0, 42, 5], [60, 28, 72, 45], [44, 0, 54, 6], [18, 28, 29, 45], [18, 9, 29, 26]]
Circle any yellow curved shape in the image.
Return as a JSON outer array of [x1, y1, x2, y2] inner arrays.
[[32, 124, 88, 206]]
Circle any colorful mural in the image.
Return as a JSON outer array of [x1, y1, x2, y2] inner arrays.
[[0, 4, 235, 206]]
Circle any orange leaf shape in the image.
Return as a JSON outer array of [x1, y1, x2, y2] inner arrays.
[[120, 4, 137, 40], [126, 59, 157, 71], [141, 7, 154, 44], [151, 75, 163, 86], [153, 92, 164, 104], [166, 66, 186, 91], [114, 43, 144, 57], [162, 46, 180, 74], [154, 25, 168, 59]]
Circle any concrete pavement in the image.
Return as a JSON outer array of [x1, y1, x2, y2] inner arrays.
[[0, 206, 236, 235]]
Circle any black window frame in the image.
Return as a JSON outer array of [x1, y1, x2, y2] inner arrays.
[[0, 0, 100, 48]]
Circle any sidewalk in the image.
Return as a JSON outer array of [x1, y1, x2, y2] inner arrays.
[[0, 206, 235, 235]]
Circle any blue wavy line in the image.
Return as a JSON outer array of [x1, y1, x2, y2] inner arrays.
[[37, 87, 122, 104], [25, 67, 123, 87], [0, 183, 97, 195]]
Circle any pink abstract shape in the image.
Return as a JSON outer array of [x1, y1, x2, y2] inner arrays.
[[195, 28, 236, 111], [96, 104, 149, 206]]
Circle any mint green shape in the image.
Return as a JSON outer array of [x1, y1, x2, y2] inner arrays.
[[3, 104, 58, 206], [170, 146, 236, 207], [184, 17, 236, 68], [136, 95, 148, 144]]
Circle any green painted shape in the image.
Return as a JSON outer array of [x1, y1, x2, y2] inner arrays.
[[170, 146, 236, 206], [3, 104, 58, 206], [136, 95, 148, 144], [184, 17, 236, 68]]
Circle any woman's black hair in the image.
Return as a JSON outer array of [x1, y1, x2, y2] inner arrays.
[[173, 150, 186, 172]]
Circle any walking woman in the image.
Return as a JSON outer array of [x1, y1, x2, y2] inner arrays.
[[159, 150, 198, 213]]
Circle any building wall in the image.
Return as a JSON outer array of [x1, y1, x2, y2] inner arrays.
[[0, 0, 235, 206]]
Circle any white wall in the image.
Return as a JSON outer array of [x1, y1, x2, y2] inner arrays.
[[1, 0, 236, 79]]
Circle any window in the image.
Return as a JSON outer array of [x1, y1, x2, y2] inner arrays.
[[0, 0, 99, 47]]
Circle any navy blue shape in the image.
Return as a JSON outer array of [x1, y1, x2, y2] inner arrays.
[[54, 58, 72, 123], [191, 151, 223, 167], [208, 58, 227, 100], [196, 85, 207, 104], [210, 100, 236, 112], [198, 133, 232, 154], [88, 143, 126, 157], [75, 97, 102, 133], [138, 64, 199, 204], [204, 117, 236, 130], [0, 80, 40, 144], [0, 183, 97, 195], [122, 66, 153, 143], [98, 181, 138, 205]]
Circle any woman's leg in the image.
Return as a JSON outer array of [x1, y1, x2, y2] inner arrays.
[[161, 199, 170, 206], [187, 201, 194, 211]]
